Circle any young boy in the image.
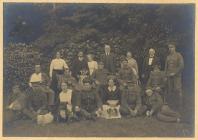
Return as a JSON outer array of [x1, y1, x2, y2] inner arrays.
[[58, 82, 79, 122], [144, 89, 181, 123]]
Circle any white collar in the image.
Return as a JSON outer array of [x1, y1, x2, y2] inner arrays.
[[108, 86, 116, 92]]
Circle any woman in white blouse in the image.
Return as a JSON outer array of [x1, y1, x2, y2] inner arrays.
[[50, 51, 68, 102], [87, 54, 98, 76]]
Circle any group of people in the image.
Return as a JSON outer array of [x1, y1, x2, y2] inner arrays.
[[5, 43, 184, 125]]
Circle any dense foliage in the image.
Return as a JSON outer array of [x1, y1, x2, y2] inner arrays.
[[4, 4, 195, 92]]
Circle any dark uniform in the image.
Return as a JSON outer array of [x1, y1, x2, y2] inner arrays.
[[144, 91, 181, 122], [77, 88, 102, 119], [141, 55, 160, 86], [120, 85, 146, 117], [118, 66, 138, 88], [146, 70, 166, 100]]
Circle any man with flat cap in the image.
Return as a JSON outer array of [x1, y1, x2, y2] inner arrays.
[[165, 43, 184, 112]]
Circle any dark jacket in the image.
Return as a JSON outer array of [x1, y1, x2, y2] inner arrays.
[[71, 58, 89, 79], [146, 70, 166, 89], [78, 89, 102, 113], [144, 93, 163, 114], [121, 86, 142, 111], [101, 85, 121, 105], [101, 53, 116, 73], [91, 68, 109, 85], [141, 55, 160, 82]]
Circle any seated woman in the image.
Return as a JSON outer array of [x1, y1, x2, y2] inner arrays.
[[75, 78, 102, 121], [58, 82, 79, 122], [144, 89, 181, 123], [98, 76, 122, 119]]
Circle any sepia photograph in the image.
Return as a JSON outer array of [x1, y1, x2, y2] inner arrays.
[[2, 2, 195, 137]]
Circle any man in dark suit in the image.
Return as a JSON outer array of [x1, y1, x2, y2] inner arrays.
[[101, 44, 116, 74], [141, 48, 160, 87]]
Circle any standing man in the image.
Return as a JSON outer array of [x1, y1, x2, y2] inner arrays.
[[101, 44, 116, 74], [141, 48, 160, 87], [165, 43, 184, 112], [50, 51, 68, 103], [71, 51, 89, 80]]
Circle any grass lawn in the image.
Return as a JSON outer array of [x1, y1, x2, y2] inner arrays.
[[3, 116, 194, 137]]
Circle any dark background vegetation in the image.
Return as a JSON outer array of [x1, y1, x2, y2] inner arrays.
[[3, 3, 195, 137]]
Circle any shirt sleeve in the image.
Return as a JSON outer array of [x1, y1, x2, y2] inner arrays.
[[63, 59, 69, 69], [29, 74, 33, 87], [49, 60, 54, 78]]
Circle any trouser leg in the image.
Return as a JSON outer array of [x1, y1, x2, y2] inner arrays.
[[4, 110, 20, 124], [137, 105, 147, 116], [22, 108, 37, 120], [119, 106, 130, 116]]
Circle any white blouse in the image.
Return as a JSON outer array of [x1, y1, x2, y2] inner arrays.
[[59, 89, 72, 104], [88, 61, 98, 75], [49, 58, 68, 77]]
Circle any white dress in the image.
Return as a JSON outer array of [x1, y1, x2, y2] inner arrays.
[[88, 61, 98, 75]]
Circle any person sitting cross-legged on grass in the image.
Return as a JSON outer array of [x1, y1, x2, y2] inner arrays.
[[144, 88, 181, 123], [58, 82, 80, 122], [75, 77, 102, 121], [120, 84, 146, 117], [4, 84, 29, 124]]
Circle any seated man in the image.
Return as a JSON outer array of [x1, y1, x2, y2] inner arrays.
[[144, 89, 181, 123], [27, 88, 54, 125], [91, 61, 109, 92], [4, 84, 30, 124], [60, 67, 77, 89], [118, 59, 139, 90], [4, 84, 53, 125], [58, 82, 79, 122], [29, 64, 55, 109], [75, 78, 102, 121], [146, 64, 166, 101], [120, 85, 146, 117]]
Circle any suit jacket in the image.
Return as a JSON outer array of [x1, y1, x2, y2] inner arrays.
[[141, 55, 160, 80], [101, 53, 116, 73]]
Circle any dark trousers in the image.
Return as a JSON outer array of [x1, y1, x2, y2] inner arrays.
[[50, 70, 64, 103], [4, 108, 37, 124], [120, 105, 147, 116]]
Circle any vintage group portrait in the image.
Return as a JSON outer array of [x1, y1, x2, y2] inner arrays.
[[1, 1, 196, 138]]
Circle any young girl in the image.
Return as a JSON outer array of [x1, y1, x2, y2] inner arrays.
[[58, 82, 79, 122], [99, 76, 122, 119]]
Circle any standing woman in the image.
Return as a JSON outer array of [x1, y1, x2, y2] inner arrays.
[[87, 54, 98, 76], [126, 51, 139, 77], [50, 51, 69, 103]]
